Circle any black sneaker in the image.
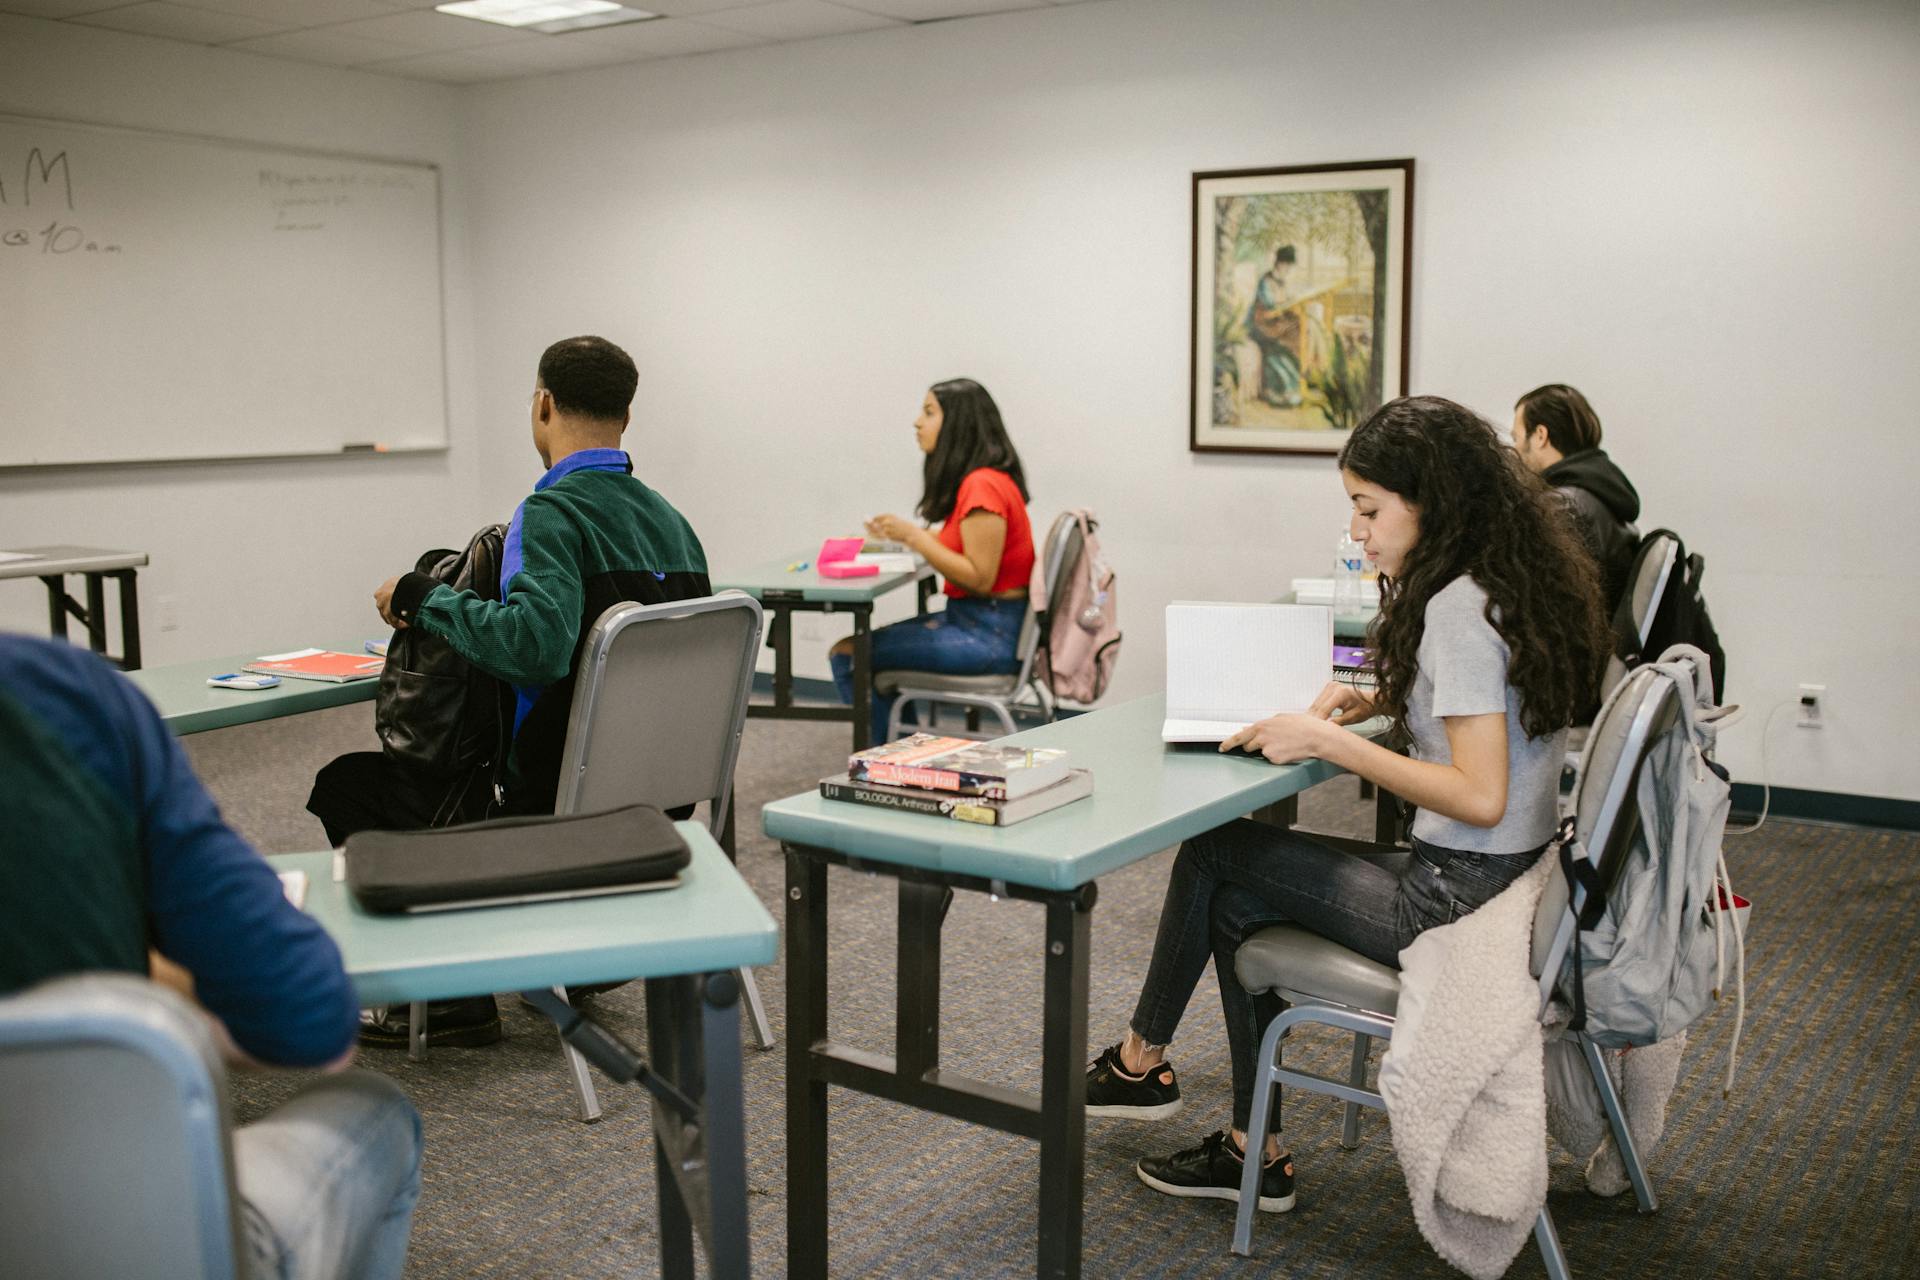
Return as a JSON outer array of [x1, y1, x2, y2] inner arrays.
[[1085, 1042, 1184, 1120], [358, 995, 503, 1049], [1136, 1131, 1296, 1213]]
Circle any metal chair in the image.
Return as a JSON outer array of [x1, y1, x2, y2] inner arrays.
[[1229, 665, 1678, 1270], [414, 591, 773, 1121], [877, 510, 1082, 741], [0, 973, 245, 1280]]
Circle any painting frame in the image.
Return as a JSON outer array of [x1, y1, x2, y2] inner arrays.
[[1189, 159, 1414, 456]]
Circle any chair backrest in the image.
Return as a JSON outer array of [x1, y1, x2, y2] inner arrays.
[[1007, 511, 1086, 688], [1598, 531, 1679, 699], [0, 973, 243, 1280], [1529, 666, 1681, 1001], [556, 592, 764, 833]]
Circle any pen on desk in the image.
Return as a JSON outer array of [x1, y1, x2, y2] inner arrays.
[[786, 560, 811, 572]]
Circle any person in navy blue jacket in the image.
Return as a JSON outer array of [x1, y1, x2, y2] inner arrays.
[[0, 633, 423, 1280]]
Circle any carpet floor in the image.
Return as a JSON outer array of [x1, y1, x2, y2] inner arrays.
[[194, 703, 1918, 1279]]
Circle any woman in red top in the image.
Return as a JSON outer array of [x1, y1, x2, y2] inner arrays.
[[829, 378, 1035, 744]]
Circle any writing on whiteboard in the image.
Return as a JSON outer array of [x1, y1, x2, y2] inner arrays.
[[0, 147, 75, 210], [1, 221, 120, 254], [258, 168, 413, 232]]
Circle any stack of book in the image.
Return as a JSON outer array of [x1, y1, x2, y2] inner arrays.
[[821, 734, 1093, 827]]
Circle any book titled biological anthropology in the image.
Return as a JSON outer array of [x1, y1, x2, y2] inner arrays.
[[819, 769, 1093, 827]]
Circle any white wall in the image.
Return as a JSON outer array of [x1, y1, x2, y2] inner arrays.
[[4, 0, 1912, 804], [462, 0, 1920, 803], [0, 16, 482, 662]]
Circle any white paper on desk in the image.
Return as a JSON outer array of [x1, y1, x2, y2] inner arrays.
[[0, 550, 35, 565], [851, 553, 919, 573], [278, 869, 308, 909], [255, 647, 325, 662], [1163, 602, 1331, 742]]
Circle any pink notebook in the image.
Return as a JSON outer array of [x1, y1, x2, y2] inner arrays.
[[817, 536, 878, 578]]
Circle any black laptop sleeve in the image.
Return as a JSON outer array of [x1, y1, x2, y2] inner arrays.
[[344, 804, 691, 914]]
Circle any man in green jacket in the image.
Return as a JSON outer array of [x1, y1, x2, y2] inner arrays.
[[308, 335, 710, 1045]]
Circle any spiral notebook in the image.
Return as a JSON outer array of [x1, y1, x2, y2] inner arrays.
[[1161, 602, 1332, 742]]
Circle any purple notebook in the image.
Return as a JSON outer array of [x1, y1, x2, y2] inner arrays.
[[1333, 644, 1372, 669]]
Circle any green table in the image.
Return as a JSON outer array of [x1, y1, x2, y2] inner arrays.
[[128, 645, 381, 735], [270, 822, 776, 1280], [0, 544, 148, 669], [713, 552, 934, 752], [764, 693, 1395, 1279]]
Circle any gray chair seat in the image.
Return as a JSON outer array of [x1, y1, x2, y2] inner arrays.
[[1235, 925, 1400, 1018], [874, 669, 1018, 696]]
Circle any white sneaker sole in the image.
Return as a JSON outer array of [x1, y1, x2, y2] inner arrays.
[[1086, 1097, 1184, 1121], [1135, 1162, 1296, 1213]]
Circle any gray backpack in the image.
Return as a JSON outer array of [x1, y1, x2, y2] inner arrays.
[[1558, 645, 1750, 1079]]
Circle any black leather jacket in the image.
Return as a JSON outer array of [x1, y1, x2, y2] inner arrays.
[[1543, 448, 1641, 609]]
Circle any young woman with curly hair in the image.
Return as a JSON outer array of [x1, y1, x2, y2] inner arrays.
[[1085, 395, 1611, 1215]]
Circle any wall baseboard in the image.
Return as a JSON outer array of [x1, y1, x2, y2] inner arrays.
[[1728, 783, 1919, 832]]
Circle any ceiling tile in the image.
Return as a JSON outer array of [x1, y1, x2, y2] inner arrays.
[[318, 9, 540, 51], [222, 26, 412, 64], [638, 0, 771, 14], [0, 0, 127, 17], [68, 1, 292, 41], [371, 32, 646, 81], [172, 0, 421, 25], [357, 47, 505, 82], [836, 0, 1040, 20], [689, 1, 899, 42], [577, 14, 765, 58]]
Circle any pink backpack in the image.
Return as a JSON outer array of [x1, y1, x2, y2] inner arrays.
[[1034, 510, 1121, 704]]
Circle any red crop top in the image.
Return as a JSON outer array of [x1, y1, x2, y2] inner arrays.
[[936, 467, 1034, 599]]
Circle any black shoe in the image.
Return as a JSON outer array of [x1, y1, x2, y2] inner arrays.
[[358, 995, 502, 1049], [1085, 1042, 1183, 1120], [1136, 1131, 1296, 1213]]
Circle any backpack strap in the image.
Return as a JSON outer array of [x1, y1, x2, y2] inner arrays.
[[1554, 816, 1606, 1033]]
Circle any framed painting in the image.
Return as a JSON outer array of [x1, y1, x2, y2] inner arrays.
[[1190, 159, 1413, 455]]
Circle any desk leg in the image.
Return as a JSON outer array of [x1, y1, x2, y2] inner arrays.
[[850, 604, 873, 752], [646, 972, 752, 1280], [83, 573, 107, 655], [897, 881, 946, 1079], [785, 849, 831, 1279], [771, 607, 794, 710], [1037, 889, 1093, 1280], [114, 570, 141, 670], [917, 575, 934, 616], [41, 575, 65, 642], [1373, 786, 1403, 845]]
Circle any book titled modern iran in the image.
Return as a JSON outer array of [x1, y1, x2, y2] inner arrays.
[[820, 768, 1094, 826], [848, 733, 1071, 800]]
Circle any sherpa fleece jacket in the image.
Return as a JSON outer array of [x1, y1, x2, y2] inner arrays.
[[1378, 854, 1555, 1280]]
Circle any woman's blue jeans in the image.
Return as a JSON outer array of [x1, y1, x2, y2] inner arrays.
[[830, 596, 1026, 744], [1128, 818, 1541, 1131]]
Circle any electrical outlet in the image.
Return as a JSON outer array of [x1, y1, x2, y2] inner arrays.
[[1797, 683, 1825, 728], [156, 594, 180, 633]]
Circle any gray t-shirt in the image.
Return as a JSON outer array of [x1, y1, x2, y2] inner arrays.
[[1405, 576, 1566, 853]]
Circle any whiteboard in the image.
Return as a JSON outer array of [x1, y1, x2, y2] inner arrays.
[[0, 115, 447, 467]]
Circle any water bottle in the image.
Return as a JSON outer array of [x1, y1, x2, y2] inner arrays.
[[1334, 527, 1365, 616]]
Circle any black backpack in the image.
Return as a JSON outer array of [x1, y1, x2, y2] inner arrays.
[[375, 524, 512, 783], [1612, 528, 1726, 702]]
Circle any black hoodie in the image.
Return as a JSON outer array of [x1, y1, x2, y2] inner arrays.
[[1542, 448, 1641, 608]]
